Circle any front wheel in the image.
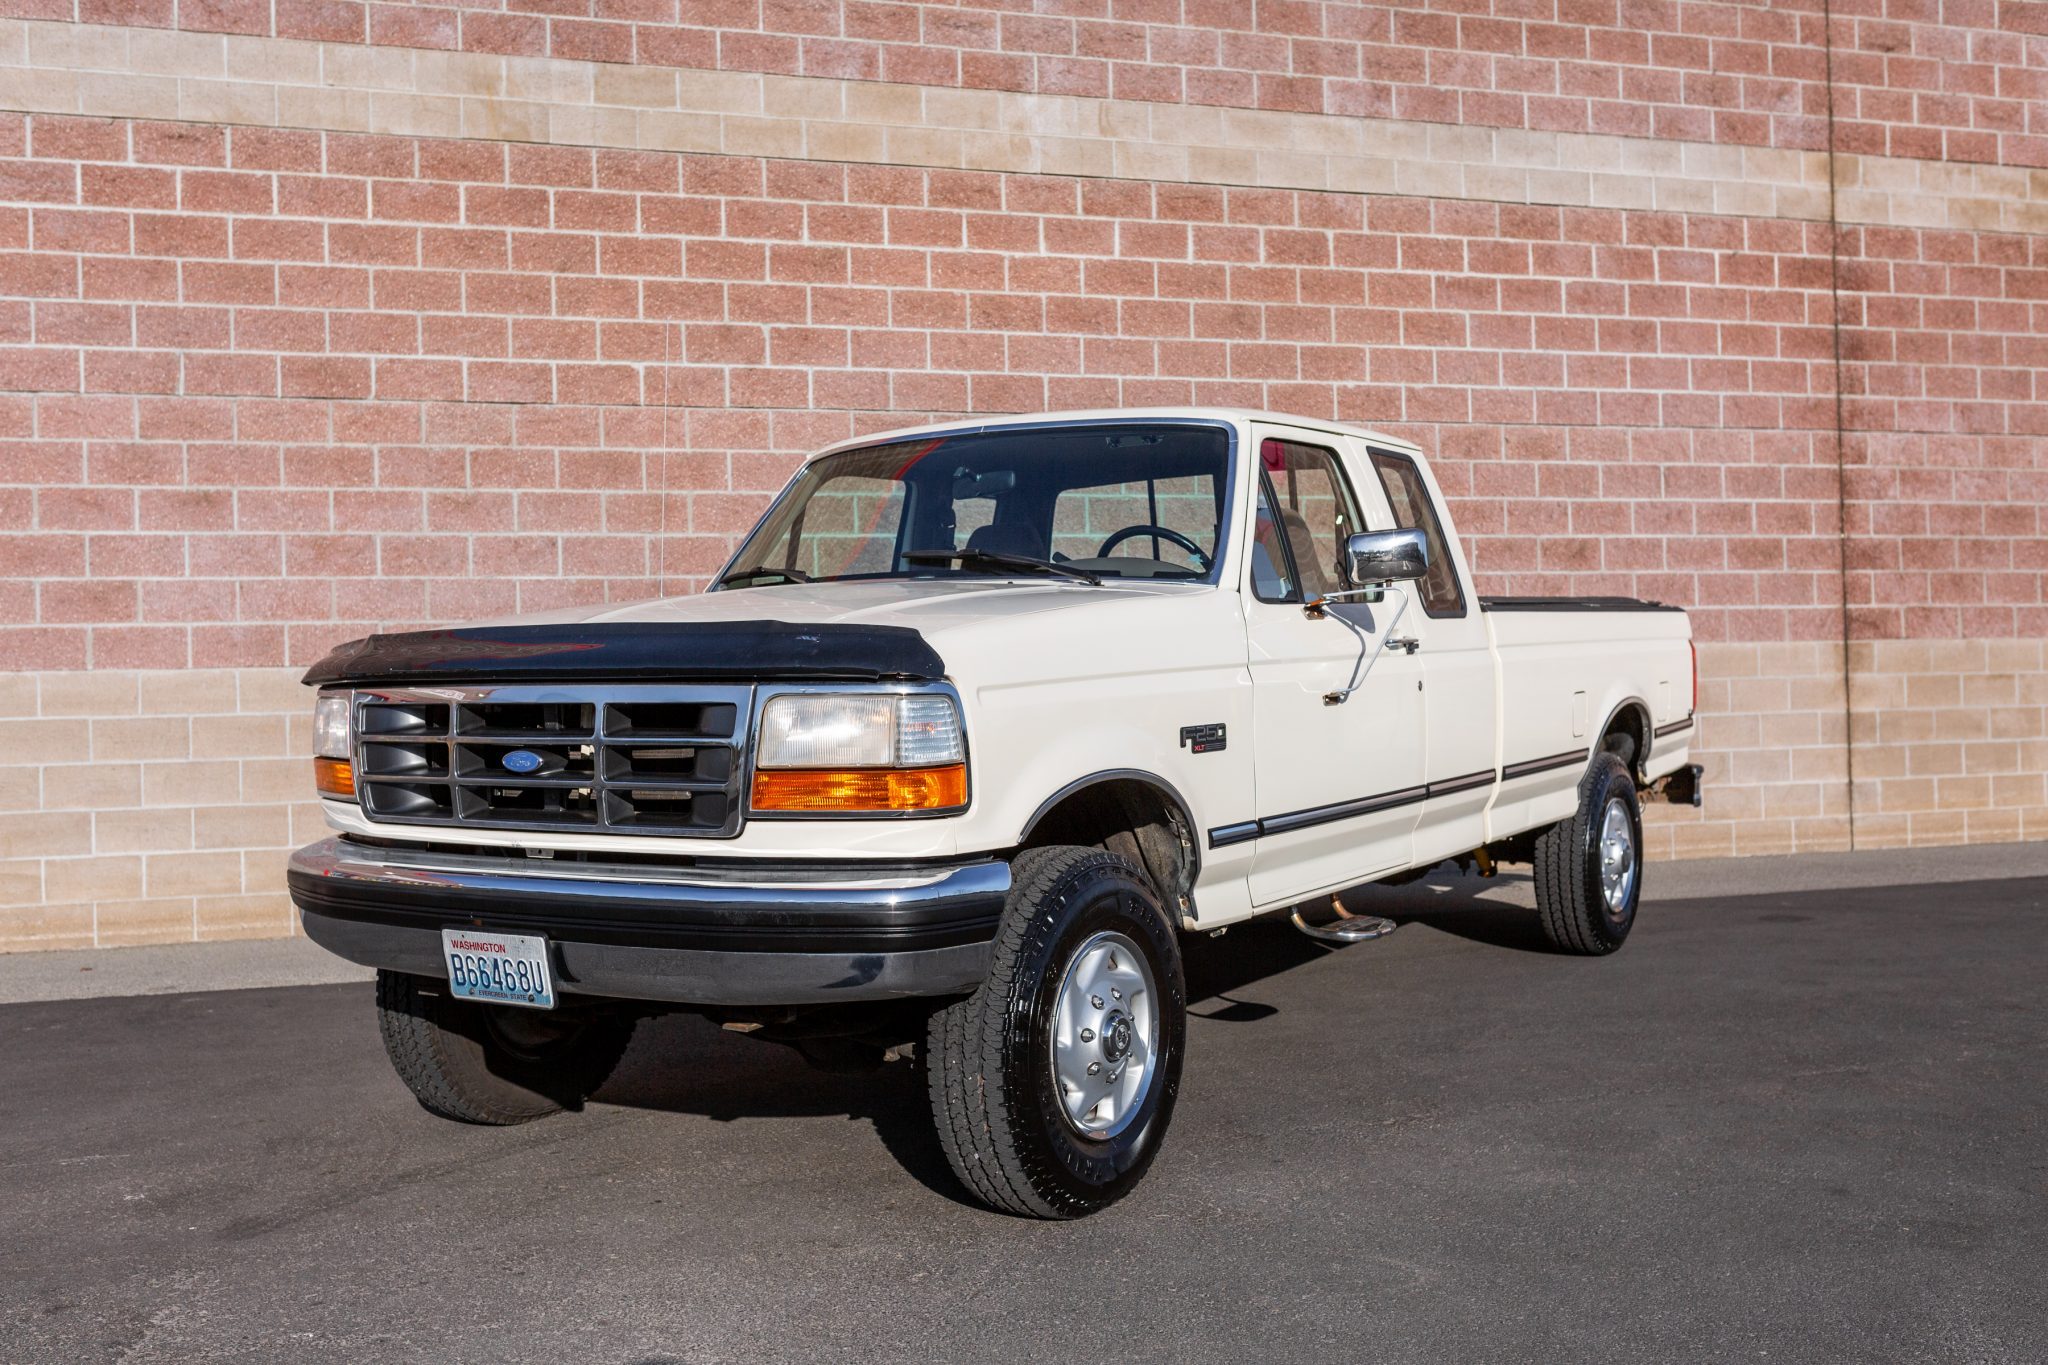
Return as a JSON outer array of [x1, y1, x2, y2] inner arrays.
[[1532, 752, 1643, 955], [375, 969, 636, 1125], [925, 846, 1187, 1218]]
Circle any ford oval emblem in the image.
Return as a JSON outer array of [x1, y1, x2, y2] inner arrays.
[[502, 749, 544, 774]]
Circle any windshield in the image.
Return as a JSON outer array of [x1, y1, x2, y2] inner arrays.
[[718, 422, 1234, 588]]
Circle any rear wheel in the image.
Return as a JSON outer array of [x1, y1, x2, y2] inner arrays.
[[375, 969, 636, 1125], [1533, 752, 1642, 955], [925, 846, 1187, 1218]]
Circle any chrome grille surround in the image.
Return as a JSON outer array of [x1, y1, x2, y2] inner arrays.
[[348, 683, 753, 839]]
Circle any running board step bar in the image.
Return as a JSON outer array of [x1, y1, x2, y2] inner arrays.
[[1289, 901, 1397, 943]]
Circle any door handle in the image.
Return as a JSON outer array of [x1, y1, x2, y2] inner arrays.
[[1386, 636, 1420, 654]]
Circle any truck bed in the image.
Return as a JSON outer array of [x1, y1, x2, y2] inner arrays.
[[1480, 597, 1695, 843]]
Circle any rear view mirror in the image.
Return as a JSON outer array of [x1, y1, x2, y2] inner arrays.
[[952, 469, 1016, 500], [1344, 529, 1429, 586]]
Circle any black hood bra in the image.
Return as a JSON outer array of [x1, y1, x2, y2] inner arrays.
[[301, 621, 947, 687]]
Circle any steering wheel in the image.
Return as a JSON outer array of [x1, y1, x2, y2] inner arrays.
[[1095, 524, 1213, 570]]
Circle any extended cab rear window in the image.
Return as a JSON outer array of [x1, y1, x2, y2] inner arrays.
[[1369, 450, 1466, 618]]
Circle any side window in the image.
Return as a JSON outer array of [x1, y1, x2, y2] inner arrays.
[[782, 475, 906, 579], [1253, 437, 1363, 601], [1369, 450, 1465, 617], [1249, 478, 1295, 601]]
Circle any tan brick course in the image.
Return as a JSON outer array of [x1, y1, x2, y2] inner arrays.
[[0, 666, 317, 949], [1844, 640, 2048, 848]]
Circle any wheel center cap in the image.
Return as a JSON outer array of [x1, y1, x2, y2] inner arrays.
[[1102, 1011, 1133, 1063]]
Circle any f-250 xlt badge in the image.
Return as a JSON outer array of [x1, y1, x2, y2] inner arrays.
[[1179, 723, 1226, 754]]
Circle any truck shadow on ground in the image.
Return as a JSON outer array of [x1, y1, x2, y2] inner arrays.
[[1380, 897, 1554, 955], [591, 1015, 966, 1201], [1357, 868, 1556, 953], [588, 876, 1555, 1205], [589, 919, 1358, 1202]]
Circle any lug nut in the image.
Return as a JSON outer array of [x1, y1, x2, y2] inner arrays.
[[1111, 987, 1122, 1001], [1087, 1062, 1101, 1075], [1080, 1027, 1095, 1042], [1090, 994, 1104, 1009]]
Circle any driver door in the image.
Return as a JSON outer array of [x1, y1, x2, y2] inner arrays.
[[1241, 426, 1428, 908]]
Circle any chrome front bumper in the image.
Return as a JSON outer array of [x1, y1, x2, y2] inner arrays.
[[287, 837, 1009, 1007]]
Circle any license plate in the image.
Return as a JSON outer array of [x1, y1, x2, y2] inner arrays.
[[441, 928, 555, 1010]]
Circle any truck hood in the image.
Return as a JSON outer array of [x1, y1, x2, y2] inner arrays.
[[301, 579, 1211, 687], [502, 578, 1194, 634]]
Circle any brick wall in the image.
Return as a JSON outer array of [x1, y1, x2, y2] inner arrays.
[[8, 0, 1842, 143], [11, 0, 2042, 169], [1848, 638, 2048, 848], [0, 4, 2043, 949], [0, 122, 1853, 662], [0, 665, 314, 946]]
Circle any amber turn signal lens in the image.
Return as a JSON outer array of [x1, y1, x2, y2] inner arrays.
[[313, 756, 356, 798], [751, 764, 967, 812]]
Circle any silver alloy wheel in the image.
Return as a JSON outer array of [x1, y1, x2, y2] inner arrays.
[[1598, 797, 1636, 917], [1048, 930, 1159, 1140]]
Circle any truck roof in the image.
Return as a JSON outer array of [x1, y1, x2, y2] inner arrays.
[[812, 408, 1426, 461]]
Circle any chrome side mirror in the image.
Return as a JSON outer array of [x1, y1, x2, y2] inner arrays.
[[1344, 528, 1429, 587]]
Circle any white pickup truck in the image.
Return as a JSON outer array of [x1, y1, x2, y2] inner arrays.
[[290, 408, 1700, 1217]]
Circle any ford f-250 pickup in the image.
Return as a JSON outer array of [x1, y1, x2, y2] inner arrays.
[[289, 408, 1701, 1218]]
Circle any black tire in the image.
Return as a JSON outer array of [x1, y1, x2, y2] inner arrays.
[[925, 846, 1187, 1218], [1533, 751, 1643, 955], [375, 969, 636, 1125]]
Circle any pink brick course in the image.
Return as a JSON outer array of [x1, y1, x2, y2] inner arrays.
[[0, 113, 1922, 671], [1835, 217, 2048, 641], [1835, 0, 2048, 166]]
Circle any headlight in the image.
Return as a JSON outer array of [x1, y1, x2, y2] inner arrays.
[[751, 692, 966, 813], [314, 693, 352, 759], [313, 691, 355, 798]]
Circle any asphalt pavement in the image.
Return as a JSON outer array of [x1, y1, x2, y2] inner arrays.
[[4, 870, 2045, 1363]]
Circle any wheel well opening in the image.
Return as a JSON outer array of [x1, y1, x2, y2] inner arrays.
[[1021, 779, 1197, 920], [1600, 703, 1650, 784]]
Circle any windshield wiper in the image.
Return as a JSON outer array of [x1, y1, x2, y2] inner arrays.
[[902, 548, 1102, 586], [716, 566, 812, 588]]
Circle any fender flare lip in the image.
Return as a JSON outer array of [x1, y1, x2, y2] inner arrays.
[[1015, 768, 1204, 920], [1018, 768, 1201, 851], [1595, 694, 1654, 776]]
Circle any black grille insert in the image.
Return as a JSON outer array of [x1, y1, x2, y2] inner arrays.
[[605, 700, 738, 739], [458, 700, 595, 738], [601, 743, 730, 784], [352, 685, 751, 838]]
